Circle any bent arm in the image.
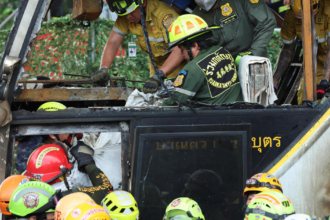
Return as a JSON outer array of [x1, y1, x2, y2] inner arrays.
[[247, 1, 277, 57], [100, 31, 125, 69], [159, 46, 185, 77], [273, 43, 295, 87], [62, 164, 113, 204]]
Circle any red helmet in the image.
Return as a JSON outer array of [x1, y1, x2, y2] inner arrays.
[[0, 175, 30, 215], [23, 144, 72, 183]]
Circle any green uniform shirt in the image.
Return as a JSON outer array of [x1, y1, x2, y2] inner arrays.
[[193, 0, 276, 57], [62, 164, 113, 204], [162, 45, 243, 106]]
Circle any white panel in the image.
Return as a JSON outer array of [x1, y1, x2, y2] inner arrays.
[[277, 125, 330, 217], [9, 0, 39, 57]]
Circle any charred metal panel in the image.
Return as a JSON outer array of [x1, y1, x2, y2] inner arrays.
[[121, 132, 131, 191], [11, 123, 125, 136], [131, 124, 251, 220], [0, 124, 11, 182], [14, 87, 133, 102]]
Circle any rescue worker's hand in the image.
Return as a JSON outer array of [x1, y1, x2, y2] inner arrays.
[[70, 141, 95, 173], [235, 51, 252, 66], [317, 80, 329, 99], [143, 70, 165, 94], [91, 67, 110, 85]]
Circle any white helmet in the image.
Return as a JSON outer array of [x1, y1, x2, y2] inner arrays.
[[284, 214, 312, 220]]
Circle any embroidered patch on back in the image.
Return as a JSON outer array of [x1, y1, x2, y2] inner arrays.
[[196, 48, 239, 98]]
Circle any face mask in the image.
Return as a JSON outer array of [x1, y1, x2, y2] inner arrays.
[[195, 0, 217, 11]]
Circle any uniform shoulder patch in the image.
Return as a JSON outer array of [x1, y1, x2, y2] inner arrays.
[[162, 14, 177, 30], [173, 70, 188, 87], [250, 0, 259, 3]]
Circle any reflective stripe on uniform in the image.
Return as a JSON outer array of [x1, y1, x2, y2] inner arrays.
[[328, 32, 330, 37], [280, 36, 295, 44], [149, 37, 164, 42], [113, 26, 127, 36], [316, 36, 327, 43], [174, 88, 196, 97]]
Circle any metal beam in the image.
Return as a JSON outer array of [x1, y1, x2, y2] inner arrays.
[[14, 87, 133, 102], [302, 0, 317, 101], [12, 122, 127, 136]]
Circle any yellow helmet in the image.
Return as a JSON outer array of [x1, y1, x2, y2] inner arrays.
[[107, 0, 143, 16], [243, 173, 283, 197], [55, 193, 97, 220], [37, 102, 66, 111], [167, 14, 221, 50], [65, 202, 110, 220], [101, 191, 139, 220], [290, 0, 319, 18]]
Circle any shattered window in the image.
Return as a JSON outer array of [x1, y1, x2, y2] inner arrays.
[[133, 131, 247, 220]]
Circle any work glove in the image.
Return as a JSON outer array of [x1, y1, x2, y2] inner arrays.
[[235, 51, 252, 66], [143, 70, 165, 94], [69, 141, 95, 173], [91, 67, 110, 85], [317, 79, 329, 99]]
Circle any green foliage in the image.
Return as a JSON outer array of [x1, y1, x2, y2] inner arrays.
[[0, 13, 282, 89], [267, 31, 282, 70], [0, 1, 19, 30]]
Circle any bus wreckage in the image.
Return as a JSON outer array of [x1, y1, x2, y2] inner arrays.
[[0, 0, 330, 219]]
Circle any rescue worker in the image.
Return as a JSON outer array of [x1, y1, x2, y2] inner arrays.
[[172, 0, 276, 61], [91, 0, 186, 94], [245, 191, 295, 220], [243, 173, 283, 205], [63, 202, 110, 220], [15, 101, 68, 173], [162, 15, 243, 106], [163, 197, 205, 220], [55, 192, 96, 220], [0, 175, 30, 216], [7, 181, 62, 220], [23, 144, 113, 204], [101, 190, 139, 220], [273, 0, 330, 103]]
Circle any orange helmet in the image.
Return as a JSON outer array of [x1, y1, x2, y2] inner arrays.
[[23, 144, 72, 183], [290, 0, 319, 18], [55, 193, 97, 220], [243, 173, 283, 197], [65, 202, 110, 220], [0, 175, 30, 215]]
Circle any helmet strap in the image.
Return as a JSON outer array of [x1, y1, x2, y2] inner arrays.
[[54, 134, 60, 142], [187, 48, 193, 61], [60, 166, 71, 190]]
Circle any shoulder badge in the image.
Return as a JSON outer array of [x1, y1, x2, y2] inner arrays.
[[162, 14, 177, 30], [250, 0, 259, 3], [173, 70, 188, 87], [174, 75, 184, 87], [221, 3, 233, 16]]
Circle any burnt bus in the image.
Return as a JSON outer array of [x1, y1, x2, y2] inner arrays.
[[0, 0, 329, 219]]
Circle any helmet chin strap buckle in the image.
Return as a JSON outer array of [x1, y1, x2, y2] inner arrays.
[[60, 165, 71, 190]]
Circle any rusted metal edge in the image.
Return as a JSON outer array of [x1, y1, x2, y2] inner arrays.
[[14, 87, 134, 102]]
